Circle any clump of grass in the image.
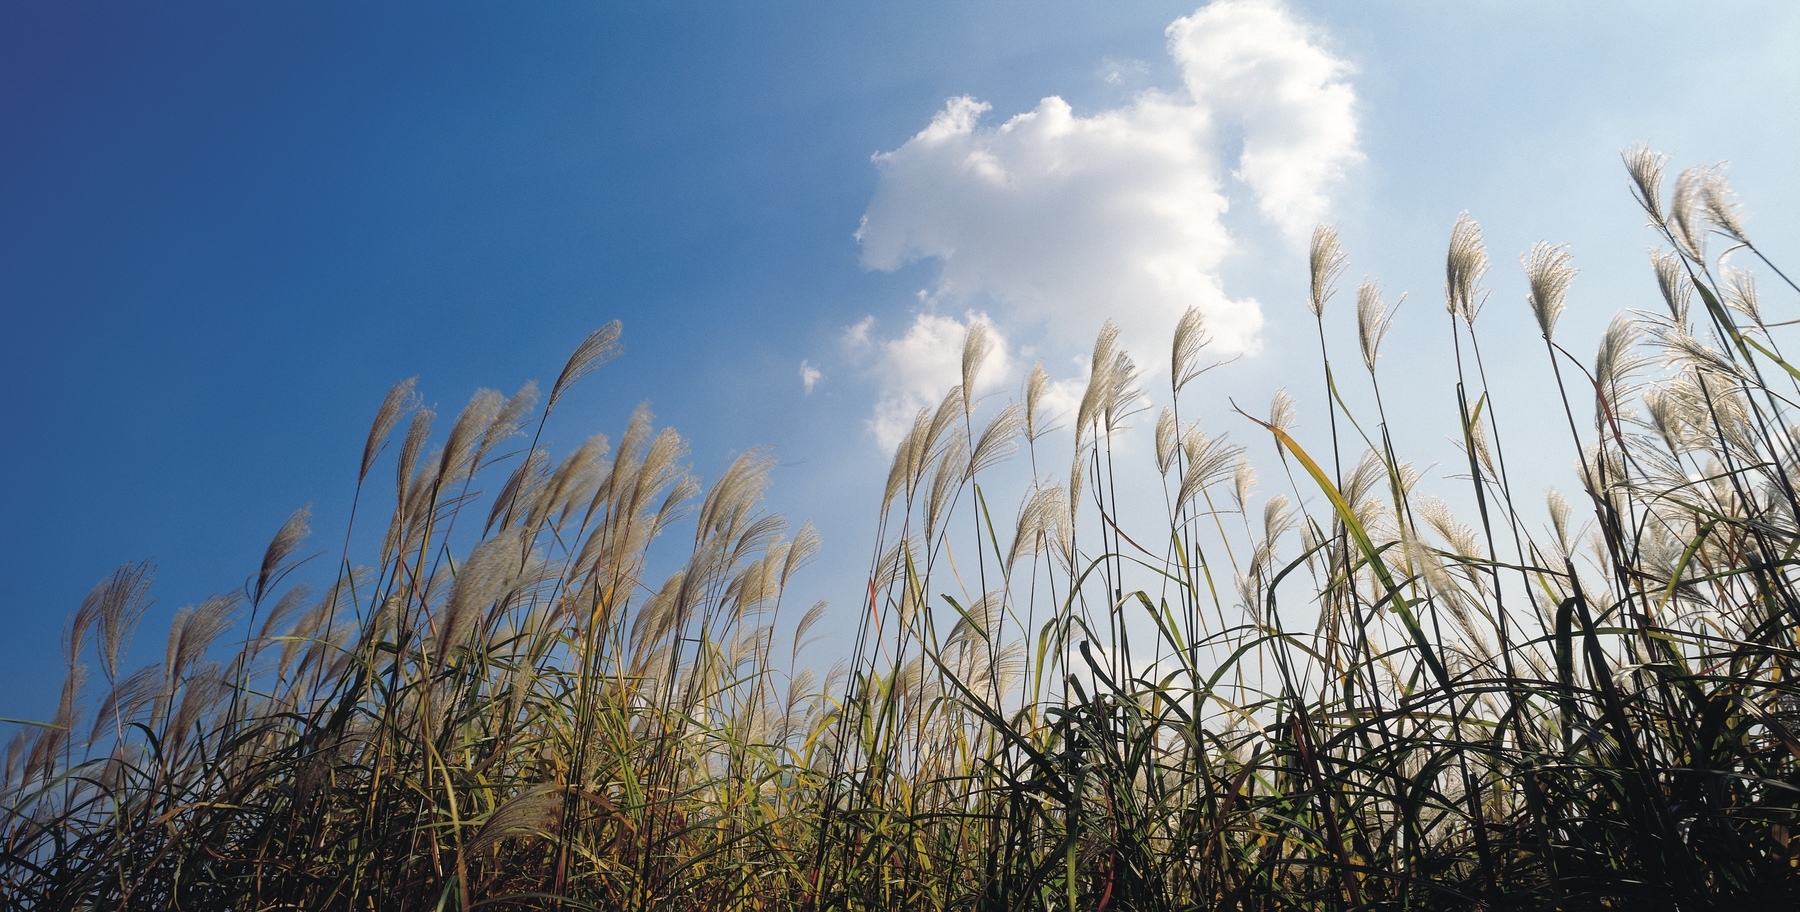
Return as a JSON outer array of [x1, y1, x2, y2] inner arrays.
[[7, 150, 1800, 910]]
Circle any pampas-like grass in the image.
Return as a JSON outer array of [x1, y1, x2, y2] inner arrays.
[[10, 150, 1800, 910]]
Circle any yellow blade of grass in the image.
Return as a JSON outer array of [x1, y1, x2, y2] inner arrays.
[[1237, 407, 1452, 690]]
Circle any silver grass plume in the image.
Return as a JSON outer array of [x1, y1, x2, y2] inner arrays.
[[360, 377, 418, 483], [1155, 407, 1179, 476], [780, 521, 821, 589], [394, 407, 435, 510], [471, 381, 539, 474], [1593, 313, 1649, 432], [1659, 325, 1745, 381], [486, 446, 551, 534], [255, 582, 313, 648], [1008, 483, 1070, 572], [1176, 428, 1244, 515], [547, 321, 623, 411], [702, 449, 778, 543], [166, 662, 225, 754], [1232, 459, 1256, 512], [1547, 489, 1573, 561], [1651, 248, 1693, 325], [1623, 144, 1668, 227], [967, 402, 1023, 478], [872, 537, 916, 593], [792, 600, 827, 660], [920, 386, 965, 480], [435, 528, 534, 665], [960, 320, 993, 419], [254, 504, 311, 607], [1700, 166, 1750, 244], [27, 664, 87, 781], [1075, 321, 1122, 448], [531, 434, 609, 533], [1268, 389, 1297, 434], [1723, 268, 1763, 326], [631, 568, 687, 655], [1445, 213, 1489, 325], [1024, 363, 1052, 442], [89, 664, 160, 746], [1263, 494, 1296, 545], [1669, 165, 1714, 263], [163, 594, 238, 702], [85, 562, 153, 684], [883, 407, 932, 514], [1309, 224, 1347, 318], [1524, 242, 1576, 339], [1356, 281, 1398, 374], [1172, 306, 1210, 394], [1068, 450, 1086, 533], [1466, 409, 1498, 480], [437, 389, 504, 484], [1643, 386, 1688, 454], [468, 784, 566, 853], [1420, 497, 1481, 559], [925, 435, 969, 541]]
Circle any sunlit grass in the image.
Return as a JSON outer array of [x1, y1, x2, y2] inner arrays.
[[7, 149, 1800, 909]]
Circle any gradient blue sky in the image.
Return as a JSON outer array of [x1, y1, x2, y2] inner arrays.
[[5, 1, 1799, 721]]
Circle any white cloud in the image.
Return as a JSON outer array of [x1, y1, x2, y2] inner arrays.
[[1167, 0, 1358, 241], [857, 0, 1357, 365], [800, 360, 822, 395], [865, 311, 1011, 449]]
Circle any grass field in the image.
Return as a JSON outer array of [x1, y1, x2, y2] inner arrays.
[[7, 149, 1800, 910]]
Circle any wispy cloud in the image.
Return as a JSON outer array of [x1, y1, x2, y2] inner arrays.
[[857, 0, 1357, 367], [800, 361, 822, 395]]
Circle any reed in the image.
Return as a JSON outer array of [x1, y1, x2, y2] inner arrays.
[[6, 150, 1800, 909]]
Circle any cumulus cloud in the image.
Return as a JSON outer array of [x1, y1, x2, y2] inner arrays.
[[861, 311, 1011, 449], [800, 361, 822, 394], [856, 0, 1357, 365]]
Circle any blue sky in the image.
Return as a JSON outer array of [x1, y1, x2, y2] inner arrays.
[[4, 1, 1799, 720]]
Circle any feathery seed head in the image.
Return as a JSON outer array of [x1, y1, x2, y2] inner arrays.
[[548, 321, 623, 411], [882, 408, 929, 515], [92, 562, 153, 683], [1268, 389, 1296, 434], [1524, 242, 1576, 339], [254, 504, 311, 607], [395, 408, 435, 507], [1076, 322, 1121, 446], [1309, 224, 1347, 318], [437, 388, 503, 484], [1723, 268, 1762, 326], [960, 321, 993, 419], [1669, 165, 1713, 263], [1356, 281, 1397, 373], [1024, 363, 1050, 441], [1546, 489, 1572, 559], [1177, 428, 1244, 515], [1155, 407, 1178, 476], [1008, 482, 1070, 572], [1593, 313, 1647, 424], [968, 402, 1023, 478], [361, 377, 418, 483], [1172, 306, 1210, 393], [1445, 213, 1489, 324], [1263, 494, 1295, 545], [1650, 248, 1692, 325], [1233, 458, 1256, 511], [1700, 165, 1749, 244], [1623, 144, 1667, 226]]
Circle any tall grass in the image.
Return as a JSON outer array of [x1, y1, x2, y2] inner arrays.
[[7, 150, 1800, 909]]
